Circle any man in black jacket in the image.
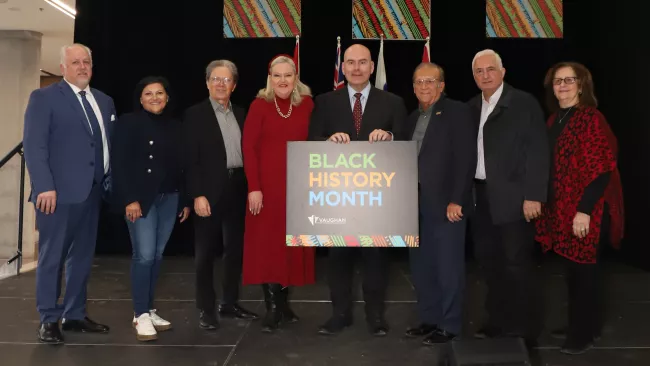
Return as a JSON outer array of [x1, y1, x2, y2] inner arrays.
[[400, 63, 476, 345], [308, 44, 408, 337], [468, 49, 549, 343], [183, 60, 258, 330]]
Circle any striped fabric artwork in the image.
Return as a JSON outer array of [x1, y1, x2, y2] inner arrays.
[[352, 0, 431, 40], [486, 0, 563, 38], [223, 0, 301, 38]]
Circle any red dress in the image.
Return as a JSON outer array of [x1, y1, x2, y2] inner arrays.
[[242, 95, 316, 286]]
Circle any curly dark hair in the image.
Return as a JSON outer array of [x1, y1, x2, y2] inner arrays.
[[544, 62, 598, 113]]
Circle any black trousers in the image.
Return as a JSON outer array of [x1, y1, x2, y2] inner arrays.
[[327, 248, 389, 319], [562, 206, 608, 344], [472, 181, 541, 338], [194, 168, 247, 312]]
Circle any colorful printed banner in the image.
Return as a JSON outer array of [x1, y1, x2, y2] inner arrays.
[[223, 0, 301, 38], [286, 142, 419, 248], [486, 0, 563, 38], [352, 0, 431, 40]]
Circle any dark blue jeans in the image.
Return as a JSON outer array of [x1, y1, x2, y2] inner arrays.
[[126, 193, 178, 316]]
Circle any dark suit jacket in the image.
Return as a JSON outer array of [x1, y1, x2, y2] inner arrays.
[[399, 96, 477, 219], [468, 83, 550, 224], [110, 110, 189, 216], [183, 98, 247, 206], [23, 80, 116, 204], [308, 85, 407, 141]]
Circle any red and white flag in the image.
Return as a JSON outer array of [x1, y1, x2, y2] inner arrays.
[[293, 35, 300, 77], [422, 37, 430, 62], [333, 36, 344, 90]]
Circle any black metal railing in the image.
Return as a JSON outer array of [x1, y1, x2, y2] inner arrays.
[[0, 142, 25, 276]]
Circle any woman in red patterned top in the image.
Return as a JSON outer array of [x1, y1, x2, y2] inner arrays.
[[536, 62, 624, 355], [242, 55, 316, 333]]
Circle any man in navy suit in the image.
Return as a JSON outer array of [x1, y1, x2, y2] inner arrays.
[[399, 63, 476, 345], [23, 43, 114, 344]]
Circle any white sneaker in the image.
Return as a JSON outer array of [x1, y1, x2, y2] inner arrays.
[[132, 310, 172, 332], [133, 313, 157, 341], [148, 309, 172, 331]]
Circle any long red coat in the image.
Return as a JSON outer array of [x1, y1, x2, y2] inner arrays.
[[535, 106, 624, 263], [241, 95, 315, 286]]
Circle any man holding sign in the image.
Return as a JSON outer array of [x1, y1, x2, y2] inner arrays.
[[308, 44, 407, 337]]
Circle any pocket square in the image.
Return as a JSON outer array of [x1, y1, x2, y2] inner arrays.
[[110, 114, 116, 121]]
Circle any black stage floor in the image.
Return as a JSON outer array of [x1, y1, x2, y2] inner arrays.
[[1, 255, 649, 365]]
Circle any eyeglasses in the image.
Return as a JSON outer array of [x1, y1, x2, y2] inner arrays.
[[552, 77, 578, 85], [209, 76, 233, 85], [413, 78, 439, 87]]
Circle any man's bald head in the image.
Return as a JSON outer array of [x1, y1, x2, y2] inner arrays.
[[342, 43, 374, 91]]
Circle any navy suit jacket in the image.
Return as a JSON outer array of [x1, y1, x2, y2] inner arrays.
[[23, 80, 116, 204], [398, 95, 477, 219]]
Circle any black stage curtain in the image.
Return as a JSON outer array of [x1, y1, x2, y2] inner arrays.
[[74, 0, 648, 269]]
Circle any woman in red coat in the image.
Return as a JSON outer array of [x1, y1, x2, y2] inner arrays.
[[536, 62, 624, 355], [242, 55, 316, 333]]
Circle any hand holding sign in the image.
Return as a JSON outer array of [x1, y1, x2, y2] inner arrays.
[[328, 132, 350, 144]]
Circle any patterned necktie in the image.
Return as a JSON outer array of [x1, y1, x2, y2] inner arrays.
[[79, 90, 105, 184], [353, 92, 362, 136]]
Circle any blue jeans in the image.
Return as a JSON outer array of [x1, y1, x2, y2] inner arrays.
[[126, 193, 178, 316]]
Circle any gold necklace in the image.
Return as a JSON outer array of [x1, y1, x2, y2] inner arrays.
[[274, 97, 292, 118]]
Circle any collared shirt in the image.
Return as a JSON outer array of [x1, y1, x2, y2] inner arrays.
[[209, 98, 243, 168], [475, 82, 504, 179], [412, 102, 435, 154], [347, 82, 371, 113], [65, 78, 110, 174]]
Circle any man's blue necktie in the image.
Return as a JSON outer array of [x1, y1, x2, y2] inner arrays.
[[78, 90, 105, 185]]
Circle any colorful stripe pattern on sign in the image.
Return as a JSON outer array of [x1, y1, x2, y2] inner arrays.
[[286, 235, 419, 248], [223, 0, 301, 38], [486, 0, 563, 38], [352, 0, 431, 40]]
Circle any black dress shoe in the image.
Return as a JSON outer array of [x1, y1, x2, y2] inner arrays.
[[219, 304, 260, 320], [422, 328, 457, 345], [199, 310, 219, 330], [61, 317, 109, 333], [317, 315, 352, 335], [474, 324, 503, 339], [367, 318, 389, 337], [38, 322, 64, 344], [560, 338, 594, 355], [405, 324, 438, 338]]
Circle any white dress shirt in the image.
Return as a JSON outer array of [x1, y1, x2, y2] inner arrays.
[[65, 79, 110, 174], [475, 83, 504, 180], [347, 82, 371, 113]]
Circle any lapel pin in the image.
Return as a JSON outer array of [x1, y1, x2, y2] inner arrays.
[[436, 111, 442, 115]]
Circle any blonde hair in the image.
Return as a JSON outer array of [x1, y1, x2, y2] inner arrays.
[[257, 56, 311, 106]]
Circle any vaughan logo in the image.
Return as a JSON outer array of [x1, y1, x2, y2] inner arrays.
[[307, 215, 346, 225]]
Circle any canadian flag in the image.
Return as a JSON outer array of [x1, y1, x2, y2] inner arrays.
[[293, 35, 300, 77], [422, 37, 430, 62]]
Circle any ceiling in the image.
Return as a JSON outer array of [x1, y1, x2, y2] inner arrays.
[[0, 0, 76, 75]]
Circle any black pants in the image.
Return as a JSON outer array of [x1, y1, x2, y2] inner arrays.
[[327, 248, 389, 319], [194, 168, 247, 312], [472, 182, 540, 338], [562, 206, 608, 344]]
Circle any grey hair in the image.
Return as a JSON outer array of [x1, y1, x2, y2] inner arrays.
[[205, 60, 239, 84], [60, 43, 93, 66], [472, 49, 504, 70], [412, 62, 445, 82], [257, 56, 312, 106]]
